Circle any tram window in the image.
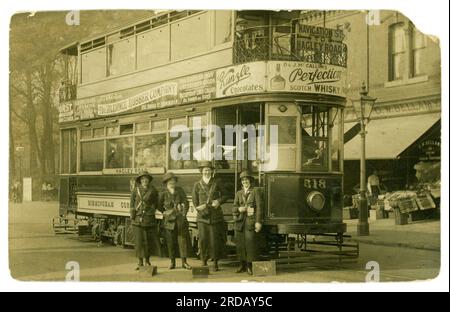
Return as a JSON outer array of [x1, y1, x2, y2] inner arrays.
[[136, 26, 170, 69], [61, 129, 77, 174], [268, 116, 296, 144], [61, 130, 70, 174], [106, 126, 120, 136], [80, 141, 104, 171], [69, 129, 77, 173], [106, 137, 133, 169], [188, 114, 207, 128], [81, 129, 92, 139], [107, 38, 136, 76], [170, 117, 187, 128], [330, 108, 343, 172], [93, 127, 105, 138], [135, 134, 167, 169], [120, 124, 134, 135], [151, 119, 167, 132], [81, 48, 106, 83], [169, 130, 207, 170], [215, 10, 232, 45], [170, 12, 209, 61], [301, 106, 329, 171], [135, 121, 150, 133]]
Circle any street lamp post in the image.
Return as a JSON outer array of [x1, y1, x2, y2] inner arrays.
[[352, 82, 377, 236]]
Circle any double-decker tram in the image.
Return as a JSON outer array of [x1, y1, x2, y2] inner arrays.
[[56, 10, 358, 261]]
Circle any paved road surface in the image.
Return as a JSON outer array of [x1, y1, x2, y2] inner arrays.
[[9, 202, 440, 282]]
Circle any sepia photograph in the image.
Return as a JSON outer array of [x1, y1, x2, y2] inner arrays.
[[5, 3, 447, 290]]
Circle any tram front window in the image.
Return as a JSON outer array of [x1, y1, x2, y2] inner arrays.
[[105, 137, 133, 169], [301, 106, 329, 172], [300, 106, 343, 172]]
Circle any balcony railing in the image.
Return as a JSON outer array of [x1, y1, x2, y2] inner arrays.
[[233, 26, 347, 67], [59, 82, 77, 103]]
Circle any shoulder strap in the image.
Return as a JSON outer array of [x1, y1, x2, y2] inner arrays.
[[136, 188, 143, 211], [198, 181, 215, 204]]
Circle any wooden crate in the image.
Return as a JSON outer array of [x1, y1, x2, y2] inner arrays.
[[394, 209, 408, 225], [192, 266, 209, 278], [343, 207, 358, 219], [415, 193, 436, 210], [252, 260, 277, 277], [397, 198, 419, 214]]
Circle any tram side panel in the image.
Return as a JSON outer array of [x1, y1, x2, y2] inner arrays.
[[57, 173, 237, 248]]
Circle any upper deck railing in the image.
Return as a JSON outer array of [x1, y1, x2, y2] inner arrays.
[[233, 25, 347, 68]]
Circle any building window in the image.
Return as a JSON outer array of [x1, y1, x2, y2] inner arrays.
[[411, 25, 426, 77], [389, 23, 406, 81]]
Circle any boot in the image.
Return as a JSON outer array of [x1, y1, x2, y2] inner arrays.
[[182, 258, 192, 270], [135, 258, 144, 270], [247, 262, 253, 275], [145, 257, 151, 266], [169, 258, 176, 269], [236, 261, 247, 273], [202, 259, 208, 267], [213, 259, 219, 272]]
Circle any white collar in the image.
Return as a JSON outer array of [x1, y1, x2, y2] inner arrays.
[[243, 186, 251, 194], [202, 176, 212, 185]]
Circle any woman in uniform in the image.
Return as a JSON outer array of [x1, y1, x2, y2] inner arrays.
[[233, 170, 264, 275], [130, 171, 161, 270], [158, 172, 192, 270], [192, 161, 227, 271]]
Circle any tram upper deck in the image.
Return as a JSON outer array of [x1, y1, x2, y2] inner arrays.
[[59, 10, 347, 104]]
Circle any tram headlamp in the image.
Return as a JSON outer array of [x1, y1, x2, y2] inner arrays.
[[307, 191, 325, 212]]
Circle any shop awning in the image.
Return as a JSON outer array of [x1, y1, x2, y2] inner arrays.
[[344, 113, 441, 160]]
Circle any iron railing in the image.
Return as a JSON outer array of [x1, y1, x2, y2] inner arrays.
[[59, 82, 77, 102]]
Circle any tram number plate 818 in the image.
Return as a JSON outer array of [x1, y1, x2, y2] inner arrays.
[[303, 178, 327, 189]]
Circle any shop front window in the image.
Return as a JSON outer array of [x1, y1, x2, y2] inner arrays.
[[80, 140, 104, 171], [135, 134, 167, 169], [106, 137, 133, 169], [301, 106, 329, 172]]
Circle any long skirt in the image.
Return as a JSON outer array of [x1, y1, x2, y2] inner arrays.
[[133, 225, 161, 259], [165, 223, 192, 259], [235, 226, 261, 263], [197, 222, 226, 261]]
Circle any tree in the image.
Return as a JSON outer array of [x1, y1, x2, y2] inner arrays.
[[10, 10, 152, 192]]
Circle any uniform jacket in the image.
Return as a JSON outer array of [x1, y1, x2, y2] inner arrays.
[[158, 186, 189, 231], [130, 185, 158, 227], [232, 186, 264, 232], [192, 178, 227, 225]]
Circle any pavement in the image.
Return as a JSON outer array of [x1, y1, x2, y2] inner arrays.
[[346, 217, 440, 251], [8, 201, 441, 282]]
